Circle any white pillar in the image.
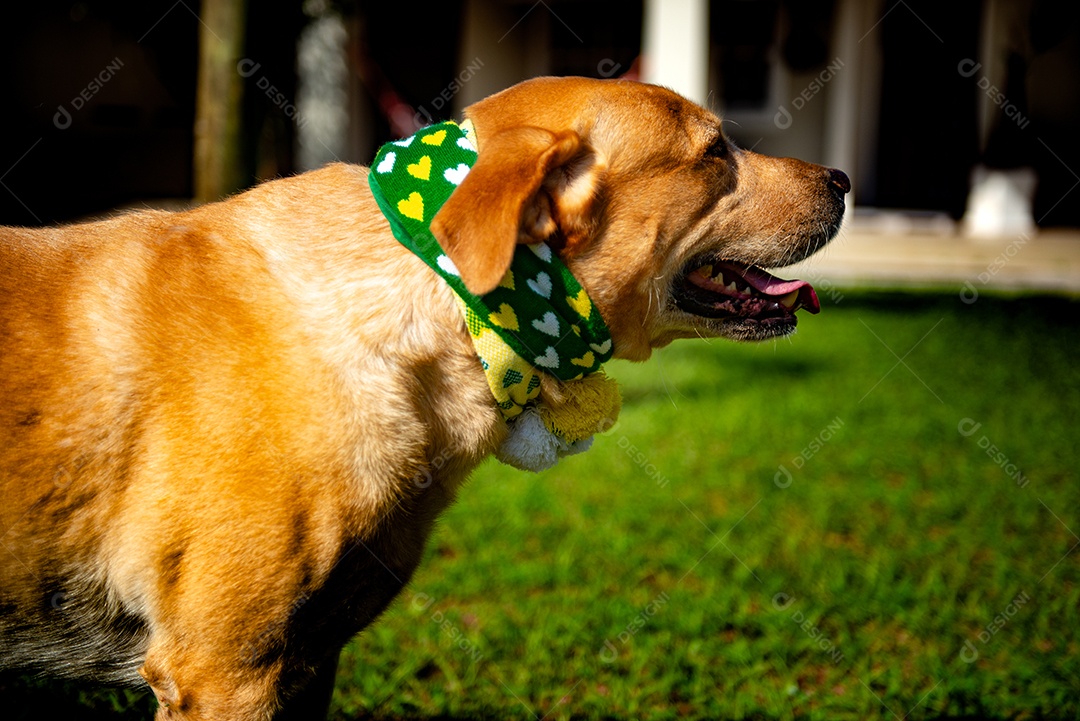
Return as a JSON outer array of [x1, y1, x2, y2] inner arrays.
[[823, 0, 860, 181], [961, 0, 1037, 239], [642, 0, 709, 105]]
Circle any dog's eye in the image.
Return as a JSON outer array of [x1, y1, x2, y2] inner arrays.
[[704, 137, 728, 160]]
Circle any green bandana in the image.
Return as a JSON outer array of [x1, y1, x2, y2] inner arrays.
[[368, 121, 615, 419]]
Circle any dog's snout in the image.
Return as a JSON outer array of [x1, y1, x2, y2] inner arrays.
[[827, 168, 851, 195]]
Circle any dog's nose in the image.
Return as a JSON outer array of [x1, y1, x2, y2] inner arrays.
[[827, 168, 851, 195]]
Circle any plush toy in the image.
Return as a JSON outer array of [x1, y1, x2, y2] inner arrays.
[[497, 371, 621, 472]]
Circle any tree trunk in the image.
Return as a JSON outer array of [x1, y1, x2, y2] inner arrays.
[[194, 0, 247, 204]]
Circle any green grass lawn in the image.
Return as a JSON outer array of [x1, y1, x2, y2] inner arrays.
[[334, 292, 1080, 721], [6, 292, 1078, 719]]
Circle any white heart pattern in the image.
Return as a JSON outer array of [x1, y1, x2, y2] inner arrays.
[[589, 339, 612, 354], [391, 136, 415, 147], [436, 254, 460, 276], [526, 272, 552, 299], [529, 244, 553, 262], [534, 346, 560, 368], [376, 151, 396, 174], [444, 163, 470, 186], [456, 136, 476, 153], [532, 311, 560, 337]]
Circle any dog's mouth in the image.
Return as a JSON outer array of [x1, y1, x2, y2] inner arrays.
[[672, 259, 820, 340]]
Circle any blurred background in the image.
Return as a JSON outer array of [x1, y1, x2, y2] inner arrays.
[[4, 0, 1079, 290], [2, 2, 1079, 720]]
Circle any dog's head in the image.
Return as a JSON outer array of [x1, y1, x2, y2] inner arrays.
[[430, 77, 848, 361]]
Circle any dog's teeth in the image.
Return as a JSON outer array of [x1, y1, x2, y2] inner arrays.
[[698, 264, 713, 278], [779, 290, 799, 308], [725, 281, 739, 293]]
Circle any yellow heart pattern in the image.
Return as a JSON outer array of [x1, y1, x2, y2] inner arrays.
[[570, 351, 595, 368], [421, 129, 447, 146], [407, 155, 432, 180], [567, 289, 592, 320], [488, 303, 519, 331], [459, 301, 542, 418], [397, 192, 424, 222], [369, 121, 615, 417]]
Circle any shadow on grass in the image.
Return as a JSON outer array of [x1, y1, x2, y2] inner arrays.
[[0, 674, 154, 721], [620, 291, 1080, 405], [341, 716, 1013, 721], [343, 715, 1014, 721], [0, 673, 1020, 721]]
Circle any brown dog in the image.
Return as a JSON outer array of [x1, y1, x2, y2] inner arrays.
[[0, 77, 847, 719]]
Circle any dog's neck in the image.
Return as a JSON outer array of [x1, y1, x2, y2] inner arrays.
[[367, 122, 614, 405], [366, 122, 620, 471]]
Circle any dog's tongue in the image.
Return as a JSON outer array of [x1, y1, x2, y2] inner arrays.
[[736, 263, 821, 314]]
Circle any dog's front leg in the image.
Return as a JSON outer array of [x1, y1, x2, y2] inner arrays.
[[270, 651, 340, 721], [130, 539, 323, 720], [138, 632, 284, 721]]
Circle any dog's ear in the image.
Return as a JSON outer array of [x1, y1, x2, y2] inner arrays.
[[430, 126, 605, 295]]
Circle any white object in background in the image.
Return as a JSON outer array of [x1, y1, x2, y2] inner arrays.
[[297, 10, 349, 172], [642, 0, 709, 106], [962, 165, 1037, 240]]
